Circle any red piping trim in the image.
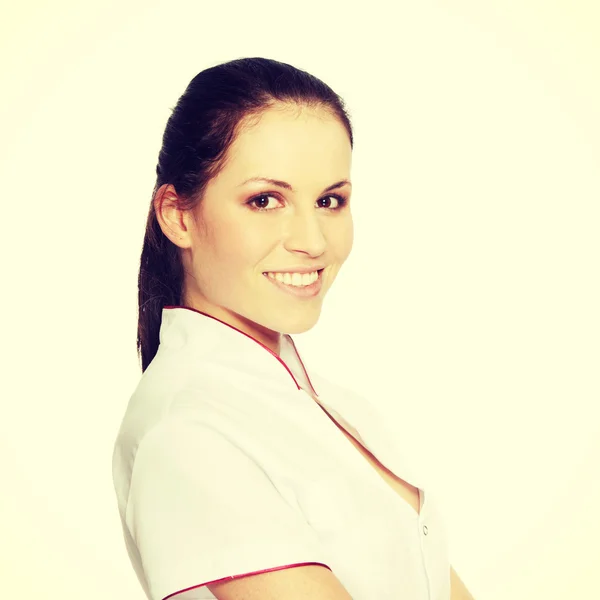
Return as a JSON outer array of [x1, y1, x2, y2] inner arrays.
[[160, 561, 332, 600], [163, 305, 302, 390], [287, 335, 320, 397]]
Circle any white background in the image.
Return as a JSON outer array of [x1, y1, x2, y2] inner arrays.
[[1, 1, 599, 598]]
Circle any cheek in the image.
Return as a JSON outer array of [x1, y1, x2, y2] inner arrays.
[[330, 218, 354, 261], [189, 222, 241, 288], [209, 218, 271, 270]]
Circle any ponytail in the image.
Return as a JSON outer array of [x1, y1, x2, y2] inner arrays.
[[137, 203, 183, 372]]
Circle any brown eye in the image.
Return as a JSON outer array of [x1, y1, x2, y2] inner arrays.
[[318, 195, 347, 210], [248, 192, 347, 212], [319, 196, 335, 209], [248, 194, 280, 211]]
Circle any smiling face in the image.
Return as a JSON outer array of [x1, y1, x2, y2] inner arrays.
[[179, 102, 353, 352]]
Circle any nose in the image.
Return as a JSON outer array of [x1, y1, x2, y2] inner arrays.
[[283, 209, 327, 257]]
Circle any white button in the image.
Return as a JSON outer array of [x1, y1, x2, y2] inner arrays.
[[423, 525, 428, 535]]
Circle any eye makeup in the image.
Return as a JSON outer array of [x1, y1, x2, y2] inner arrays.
[[246, 192, 349, 212]]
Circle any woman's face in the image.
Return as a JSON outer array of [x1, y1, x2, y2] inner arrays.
[[181, 103, 353, 352]]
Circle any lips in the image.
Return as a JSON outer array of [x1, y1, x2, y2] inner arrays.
[[262, 268, 325, 275], [262, 268, 324, 297]]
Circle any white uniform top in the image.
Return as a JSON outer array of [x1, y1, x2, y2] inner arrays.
[[112, 307, 451, 600]]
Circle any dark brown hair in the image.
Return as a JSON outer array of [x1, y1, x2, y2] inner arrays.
[[138, 57, 353, 372]]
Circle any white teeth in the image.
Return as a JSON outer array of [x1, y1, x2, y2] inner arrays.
[[266, 271, 319, 287]]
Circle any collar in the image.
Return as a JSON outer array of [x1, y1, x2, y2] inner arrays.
[[158, 306, 319, 396]]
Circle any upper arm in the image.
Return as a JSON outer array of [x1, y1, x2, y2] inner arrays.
[[126, 415, 343, 600], [207, 564, 353, 600], [450, 566, 475, 600]]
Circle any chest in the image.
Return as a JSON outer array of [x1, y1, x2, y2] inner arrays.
[[212, 379, 424, 519], [315, 401, 422, 515]]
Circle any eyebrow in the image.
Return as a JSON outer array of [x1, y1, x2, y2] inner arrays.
[[239, 177, 351, 193]]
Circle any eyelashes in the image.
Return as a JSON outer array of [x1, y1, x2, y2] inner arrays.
[[246, 192, 349, 212]]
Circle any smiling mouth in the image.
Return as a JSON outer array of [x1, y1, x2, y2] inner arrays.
[[262, 268, 324, 288]]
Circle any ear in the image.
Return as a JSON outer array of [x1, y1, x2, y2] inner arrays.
[[153, 184, 194, 249]]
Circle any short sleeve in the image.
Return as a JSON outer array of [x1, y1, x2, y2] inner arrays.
[[125, 415, 331, 600]]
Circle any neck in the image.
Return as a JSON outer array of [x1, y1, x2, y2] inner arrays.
[[180, 299, 282, 356]]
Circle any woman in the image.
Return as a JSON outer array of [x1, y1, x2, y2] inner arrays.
[[112, 57, 475, 600]]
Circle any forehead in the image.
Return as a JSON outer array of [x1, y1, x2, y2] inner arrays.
[[221, 104, 352, 183]]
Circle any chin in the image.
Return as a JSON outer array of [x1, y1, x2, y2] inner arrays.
[[282, 321, 319, 335], [269, 311, 322, 336]]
